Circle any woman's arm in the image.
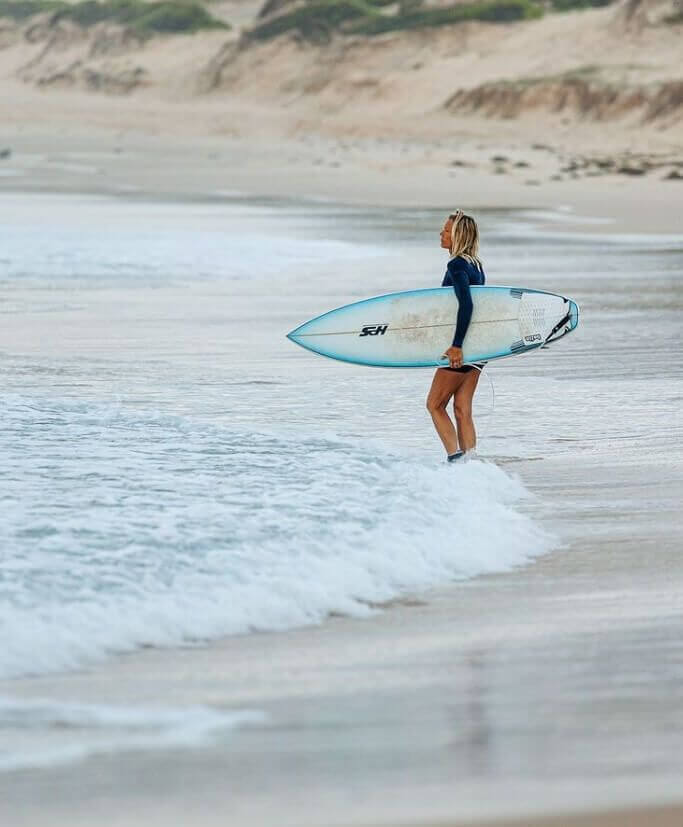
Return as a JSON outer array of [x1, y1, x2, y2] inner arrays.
[[440, 265, 473, 368], [449, 268, 473, 348]]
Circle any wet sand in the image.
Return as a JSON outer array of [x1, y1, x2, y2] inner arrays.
[[1, 119, 682, 235]]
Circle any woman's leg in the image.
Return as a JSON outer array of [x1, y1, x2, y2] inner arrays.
[[452, 368, 482, 453], [426, 369, 468, 455]]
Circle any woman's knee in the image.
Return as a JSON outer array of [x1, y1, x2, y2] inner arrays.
[[427, 394, 448, 414], [426, 397, 440, 414]]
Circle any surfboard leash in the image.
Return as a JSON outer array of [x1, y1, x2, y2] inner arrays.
[[542, 297, 574, 348], [470, 362, 495, 435]]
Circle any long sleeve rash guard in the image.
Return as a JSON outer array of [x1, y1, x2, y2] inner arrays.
[[441, 255, 486, 348]]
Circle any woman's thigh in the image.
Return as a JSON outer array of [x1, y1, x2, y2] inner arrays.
[[453, 368, 482, 413], [427, 368, 468, 409]]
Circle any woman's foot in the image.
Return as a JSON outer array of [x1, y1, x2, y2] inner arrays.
[[447, 451, 465, 463]]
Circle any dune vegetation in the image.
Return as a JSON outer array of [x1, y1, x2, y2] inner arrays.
[[350, 0, 542, 36], [0, 0, 229, 34], [245, 0, 630, 42]]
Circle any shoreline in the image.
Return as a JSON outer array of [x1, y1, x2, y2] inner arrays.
[[1, 118, 682, 235]]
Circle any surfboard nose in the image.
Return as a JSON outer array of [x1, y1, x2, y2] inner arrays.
[[286, 319, 326, 357], [286, 322, 307, 343]]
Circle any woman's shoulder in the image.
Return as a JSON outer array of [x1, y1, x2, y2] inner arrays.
[[446, 255, 466, 273], [448, 255, 481, 271]]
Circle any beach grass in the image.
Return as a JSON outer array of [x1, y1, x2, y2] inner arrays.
[[248, 0, 382, 42], [248, 0, 542, 41], [550, 0, 612, 10], [351, 0, 542, 35], [0, 0, 229, 33], [0, 0, 61, 18]]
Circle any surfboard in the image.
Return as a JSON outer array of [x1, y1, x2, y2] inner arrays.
[[287, 286, 579, 368]]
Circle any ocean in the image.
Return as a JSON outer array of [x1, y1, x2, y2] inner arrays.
[[1, 192, 682, 822]]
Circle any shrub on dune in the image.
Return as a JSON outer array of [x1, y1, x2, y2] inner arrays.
[[0, 0, 229, 33], [247, 0, 543, 42]]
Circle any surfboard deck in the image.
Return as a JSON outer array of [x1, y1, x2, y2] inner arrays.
[[287, 286, 579, 368]]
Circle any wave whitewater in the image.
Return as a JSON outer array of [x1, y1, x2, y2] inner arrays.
[[2, 394, 555, 680]]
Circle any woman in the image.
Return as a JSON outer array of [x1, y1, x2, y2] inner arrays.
[[426, 210, 486, 463]]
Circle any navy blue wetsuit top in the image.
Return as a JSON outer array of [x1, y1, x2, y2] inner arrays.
[[441, 255, 486, 348]]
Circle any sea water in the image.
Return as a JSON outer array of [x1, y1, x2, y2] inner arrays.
[[1, 193, 681, 773]]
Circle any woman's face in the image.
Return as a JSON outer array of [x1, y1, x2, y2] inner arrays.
[[440, 218, 453, 251]]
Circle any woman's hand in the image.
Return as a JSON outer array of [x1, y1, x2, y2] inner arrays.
[[442, 346, 463, 369]]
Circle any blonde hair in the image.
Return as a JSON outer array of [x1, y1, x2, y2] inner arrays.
[[449, 211, 482, 269]]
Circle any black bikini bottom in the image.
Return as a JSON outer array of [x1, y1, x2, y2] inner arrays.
[[442, 362, 486, 374]]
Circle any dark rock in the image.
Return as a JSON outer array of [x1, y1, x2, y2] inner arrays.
[[82, 66, 145, 94], [593, 158, 615, 169], [514, 161, 530, 167], [617, 164, 647, 176], [664, 169, 683, 180], [0, 148, 11, 159], [561, 160, 580, 173], [491, 154, 508, 162]]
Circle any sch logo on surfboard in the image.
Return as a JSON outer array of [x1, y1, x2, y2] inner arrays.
[[359, 325, 388, 337]]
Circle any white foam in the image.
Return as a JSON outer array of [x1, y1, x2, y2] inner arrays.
[[0, 197, 386, 288], [0, 696, 263, 772], [1, 396, 555, 681]]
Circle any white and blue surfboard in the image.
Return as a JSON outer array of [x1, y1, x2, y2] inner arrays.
[[287, 286, 579, 368]]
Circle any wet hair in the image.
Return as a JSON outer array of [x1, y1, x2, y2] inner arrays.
[[448, 211, 482, 268]]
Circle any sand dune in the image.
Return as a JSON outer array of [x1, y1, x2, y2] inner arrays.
[[2, 1, 681, 135], [0, 0, 681, 230]]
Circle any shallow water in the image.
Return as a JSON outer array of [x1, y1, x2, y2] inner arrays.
[[1, 192, 682, 786]]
